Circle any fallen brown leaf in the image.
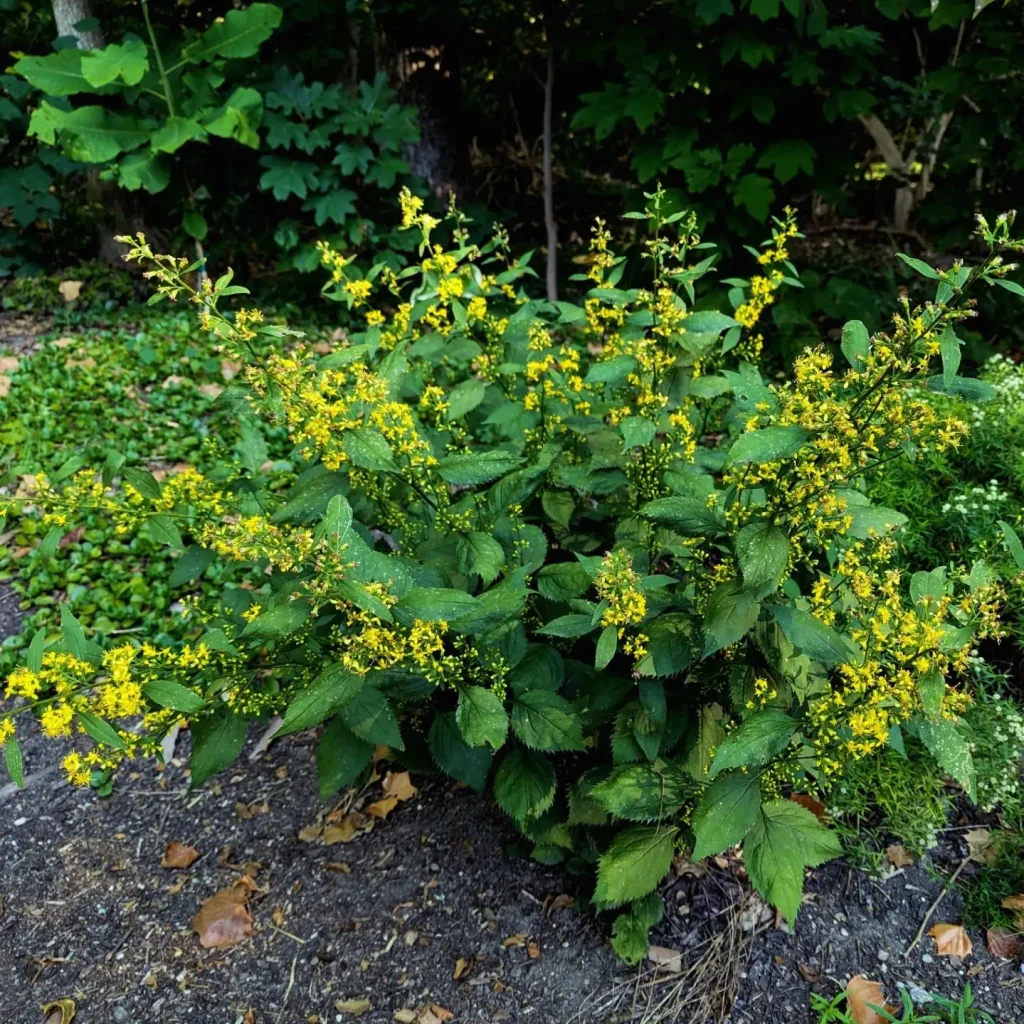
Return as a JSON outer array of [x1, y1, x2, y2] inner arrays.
[[58, 526, 86, 549], [325, 861, 351, 873], [323, 812, 373, 844], [544, 893, 575, 917], [41, 999, 76, 1024], [672, 853, 708, 878], [1001, 893, 1024, 930], [242, 1011, 255, 1024], [0, 375, 10, 398], [797, 962, 822, 983], [986, 927, 1019, 959], [791, 793, 828, 822], [527, 940, 541, 960], [64, 356, 97, 370], [0, 356, 19, 372], [382, 770, 418, 802], [236, 800, 270, 819], [884, 844, 914, 869], [501, 933, 527, 948], [51, 336, 76, 348], [426, 1006, 452, 1023], [965, 828, 997, 866], [58, 280, 83, 303], [221, 359, 243, 380], [394, 1012, 418, 1024], [335, 998, 371, 1016], [161, 841, 200, 869], [845, 975, 892, 1024], [647, 945, 682, 973], [367, 797, 399, 819], [453, 956, 474, 980], [198, 382, 223, 399], [191, 883, 255, 948], [928, 922, 973, 958], [298, 825, 323, 843]]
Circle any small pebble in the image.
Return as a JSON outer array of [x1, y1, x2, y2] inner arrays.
[[877, 950, 890, 962], [922, 953, 933, 964]]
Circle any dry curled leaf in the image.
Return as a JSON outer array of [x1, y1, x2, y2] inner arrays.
[[235, 800, 269, 819], [501, 933, 527, 948], [335, 998, 372, 1016], [544, 893, 574, 917], [161, 841, 200, 869], [884, 843, 914, 868], [985, 927, 1020, 959], [527, 940, 541, 960], [242, 1011, 255, 1024], [928, 922, 973, 958], [965, 828, 997, 866], [198, 382, 223, 399], [845, 975, 893, 1024], [191, 883, 255, 948], [0, 375, 10, 398], [797, 962, 822, 983], [41, 1000, 76, 1024], [323, 812, 373, 844], [647, 945, 682, 973], [0, 356, 19, 372], [382, 770, 418, 802], [453, 956, 474, 980]]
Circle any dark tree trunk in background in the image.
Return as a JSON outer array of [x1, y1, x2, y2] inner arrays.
[[52, 0, 105, 48], [542, 34, 557, 302], [373, 8, 470, 203]]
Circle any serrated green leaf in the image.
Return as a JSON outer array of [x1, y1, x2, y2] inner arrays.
[[143, 680, 206, 715], [393, 587, 480, 626], [736, 520, 789, 597], [590, 763, 693, 821], [511, 690, 585, 751], [240, 599, 311, 639], [340, 687, 403, 749], [493, 747, 556, 819], [189, 706, 248, 786], [456, 685, 508, 749], [276, 665, 363, 737], [593, 825, 678, 907], [691, 771, 761, 860], [709, 710, 796, 777], [726, 425, 809, 467], [316, 717, 373, 800], [4, 736, 24, 787], [770, 605, 859, 665], [429, 711, 493, 790], [640, 496, 725, 536]]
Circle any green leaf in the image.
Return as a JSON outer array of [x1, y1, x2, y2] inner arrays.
[[183, 210, 208, 241], [456, 532, 507, 584], [28, 102, 150, 163], [590, 763, 693, 821], [595, 625, 618, 670], [341, 687, 403, 750], [593, 826, 678, 907], [744, 801, 841, 922], [640, 496, 725, 536], [702, 581, 760, 657], [4, 736, 24, 787], [342, 428, 398, 471], [846, 505, 908, 540], [897, 253, 941, 280], [116, 149, 170, 193], [81, 40, 149, 87], [169, 545, 215, 587], [621, 416, 656, 449], [756, 138, 815, 183], [918, 669, 946, 718], [770, 605, 859, 665], [144, 512, 183, 548], [240, 599, 311, 639], [182, 3, 283, 62], [511, 690, 585, 752], [998, 520, 1024, 569], [911, 718, 976, 800], [276, 665, 364, 737], [437, 450, 523, 486], [610, 895, 664, 964], [684, 310, 740, 335], [15, 50, 90, 95], [940, 326, 962, 388], [143, 680, 206, 715], [537, 613, 598, 638], [536, 562, 591, 602], [446, 378, 487, 419], [151, 116, 207, 154], [304, 188, 357, 227], [726, 426, 809, 466], [316, 717, 373, 800], [925, 375, 996, 402], [585, 355, 637, 384], [393, 587, 481, 626], [429, 711, 493, 790], [60, 605, 89, 661], [493, 747, 555, 819], [258, 155, 320, 199], [709, 710, 796, 777], [736, 521, 789, 597], [691, 771, 761, 860], [733, 173, 775, 221], [189, 706, 248, 787], [840, 320, 869, 370], [456, 685, 508, 749]]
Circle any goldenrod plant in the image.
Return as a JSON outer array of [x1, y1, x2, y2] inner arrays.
[[2, 189, 1022, 962]]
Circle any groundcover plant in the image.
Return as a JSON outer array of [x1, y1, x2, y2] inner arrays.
[[1, 189, 1022, 962]]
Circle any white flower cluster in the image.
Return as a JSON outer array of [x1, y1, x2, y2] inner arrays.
[[940, 478, 1011, 517], [964, 665, 1024, 813], [970, 354, 1024, 427]]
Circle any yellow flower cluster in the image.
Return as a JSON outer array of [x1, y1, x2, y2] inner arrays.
[[595, 550, 647, 632]]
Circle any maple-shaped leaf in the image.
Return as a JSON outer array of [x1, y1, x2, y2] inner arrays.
[[161, 840, 200, 869], [845, 975, 892, 1024], [192, 882, 255, 948]]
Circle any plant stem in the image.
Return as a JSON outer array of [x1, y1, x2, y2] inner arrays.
[[140, 0, 175, 116]]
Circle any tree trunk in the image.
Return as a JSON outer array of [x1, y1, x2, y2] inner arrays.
[[52, 0, 105, 48]]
